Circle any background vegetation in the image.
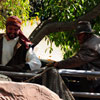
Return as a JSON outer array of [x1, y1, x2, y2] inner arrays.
[[1, 0, 100, 59]]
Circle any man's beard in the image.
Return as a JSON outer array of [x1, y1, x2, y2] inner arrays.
[[6, 32, 18, 40]]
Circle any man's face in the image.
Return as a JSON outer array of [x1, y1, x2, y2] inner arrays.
[[76, 33, 86, 44], [6, 25, 20, 40]]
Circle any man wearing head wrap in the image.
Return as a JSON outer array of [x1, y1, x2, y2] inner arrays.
[[0, 16, 75, 100], [0, 16, 41, 73]]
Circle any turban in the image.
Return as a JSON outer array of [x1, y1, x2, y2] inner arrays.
[[6, 16, 22, 28], [6, 16, 32, 48]]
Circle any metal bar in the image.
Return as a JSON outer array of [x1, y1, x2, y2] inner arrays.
[[59, 69, 100, 78], [0, 69, 100, 78], [0, 71, 37, 78], [72, 92, 100, 98]]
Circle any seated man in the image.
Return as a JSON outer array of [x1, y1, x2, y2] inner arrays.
[[54, 21, 99, 70], [0, 16, 75, 100], [0, 16, 41, 72], [50, 21, 100, 93]]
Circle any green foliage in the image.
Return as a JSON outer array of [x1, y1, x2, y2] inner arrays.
[[0, 0, 30, 29], [1, 0, 100, 59], [33, 0, 100, 59]]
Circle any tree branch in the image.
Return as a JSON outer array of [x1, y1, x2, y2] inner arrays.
[[29, 3, 100, 46]]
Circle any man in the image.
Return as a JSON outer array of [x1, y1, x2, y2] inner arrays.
[[0, 16, 41, 72], [49, 21, 100, 93], [53, 21, 99, 70], [51, 21, 100, 69], [0, 16, 75, 100]]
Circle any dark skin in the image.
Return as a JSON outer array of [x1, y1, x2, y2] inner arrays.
[[6, 25, 20, 40], [76, 33, 86, 44]]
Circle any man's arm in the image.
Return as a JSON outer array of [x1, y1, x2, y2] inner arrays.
[[54, 47, 99, 69]]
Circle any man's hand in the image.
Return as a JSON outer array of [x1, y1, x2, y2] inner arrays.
[[46, 61, 57, 67]]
